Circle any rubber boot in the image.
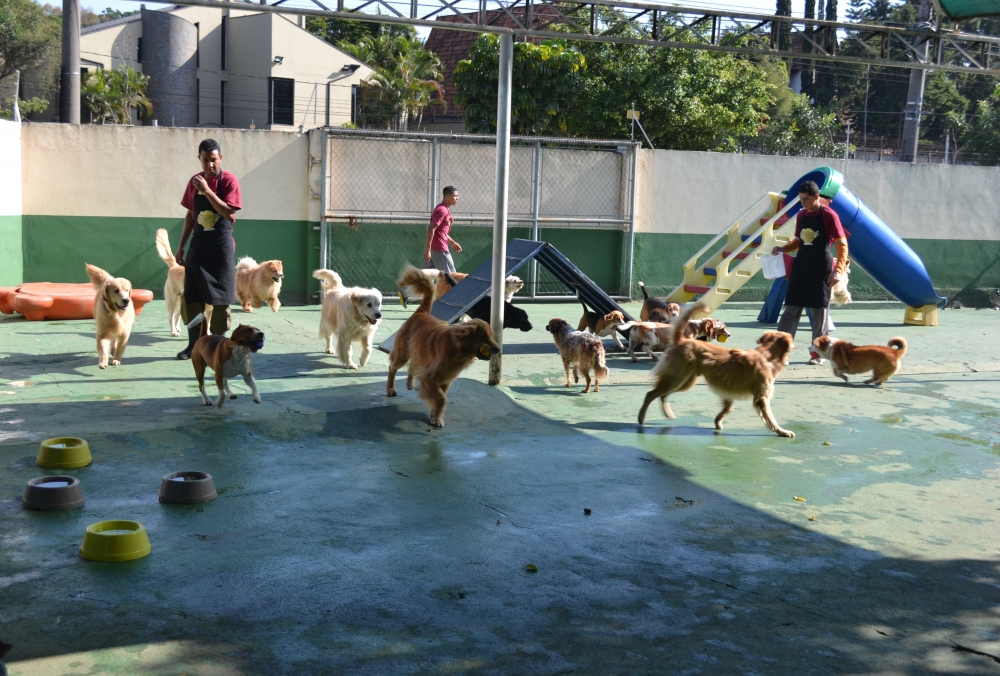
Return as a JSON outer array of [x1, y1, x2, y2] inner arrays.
[[176, 325, 200, 360]]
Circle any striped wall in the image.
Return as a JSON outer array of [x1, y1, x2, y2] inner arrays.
[[0, 121, 23, 287]]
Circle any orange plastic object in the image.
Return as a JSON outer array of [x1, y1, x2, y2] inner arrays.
[[0, 283, 153, 321]]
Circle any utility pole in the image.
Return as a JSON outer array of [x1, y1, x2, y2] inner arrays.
[[900, 0, 932, 163], [488, 32, 513, 386], [59, 0, 81, 124]]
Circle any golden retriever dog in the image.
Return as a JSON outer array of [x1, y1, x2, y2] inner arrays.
[[434, 271, 524, 303], [577, 297, 627, 350], [386, 265, 501, 428], [235, 257, 284, 312], [619, 317, 732, 362], [812, 335, 907, 386], [639, 282, 681, 322], [313, 269, 382, 369], [154, 229, 186, 336], [545, 318, 610, 393], [637, 303, 795, 437], [86, 263, 135, 369]]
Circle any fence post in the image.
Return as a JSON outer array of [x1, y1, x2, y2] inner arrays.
[[530, 141, 542, 298], [625, 143, 640, 300], [431, 137, 439, 211], [320, 130, 329, 277], [489, 33, 514, 386]]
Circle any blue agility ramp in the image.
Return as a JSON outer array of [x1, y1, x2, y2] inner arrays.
[[379, 239, 633, 353]]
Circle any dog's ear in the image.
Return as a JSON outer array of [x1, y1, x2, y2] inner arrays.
[[119, 278, 132, 295], [101, 282, 114, 307]]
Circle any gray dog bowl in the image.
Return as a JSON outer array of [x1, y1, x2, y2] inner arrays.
[[23, 476, 85, 511], [158, 471, 217, 504]]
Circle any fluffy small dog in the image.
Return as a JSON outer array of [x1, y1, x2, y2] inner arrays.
[[313, 269, 383, 369], [387, 265, 501, 428], [619, 317, 731, 362], [577, 296, 627, 350], [435, 271, 524, 303], [86, 263, 135, 369], [639, 282, 681, 322], [832, 261, 852, 306], [812, 335, 907, 386], [235, 257, 284, 312], [545, 318, 610, 393], [440, 273, 532, 332], [155, 229, 186, 336], [188, 313, 264, 408], [637, 303, 795, 437]]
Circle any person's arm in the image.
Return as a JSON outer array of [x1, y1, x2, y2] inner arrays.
[[424, 223, 439, 262], [176, 210, 195, 265], [447, 235, 462, 253], [192, 175, 237, 221]]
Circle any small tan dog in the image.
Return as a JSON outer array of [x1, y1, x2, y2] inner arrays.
[[577, 296, 627, 350], [235, 257, 283, 312], [154, 229, 186, 336], [188, 314, 265, 408], [86, 263, 135, 369], [545, 318, 610, 393], [619, 317, 731, 362], [812, 335, 907, 386]]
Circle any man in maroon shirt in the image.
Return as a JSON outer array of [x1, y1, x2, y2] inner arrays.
[[175, 138, 243, 359], [423, 186, 462, 273]]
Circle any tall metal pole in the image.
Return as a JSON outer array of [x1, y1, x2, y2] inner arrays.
[[59, 0, 81, 124], [529, 140, 541, 299], [901, 0, 932, 163], [625, 143, 639, 300], [320, 130, 329, 276], [488, 32, 513, 386]]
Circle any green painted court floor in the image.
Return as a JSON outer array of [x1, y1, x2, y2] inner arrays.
[[1, 300, 999, 675]]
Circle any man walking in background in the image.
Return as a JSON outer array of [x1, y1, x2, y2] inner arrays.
[[424, 186, 462, 273]]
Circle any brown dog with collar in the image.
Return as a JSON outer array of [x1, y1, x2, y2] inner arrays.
[[188, 313, 265, 408]]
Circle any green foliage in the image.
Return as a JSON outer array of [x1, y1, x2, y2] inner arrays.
[[948, 84, 1000, 163], [306, 18, 380, 50], [80, 65, 152, 125], [454, 35, 586, 135], [0, 0, 60, 81], [754, 93, 849, 156], [0, 95, 47, 119]]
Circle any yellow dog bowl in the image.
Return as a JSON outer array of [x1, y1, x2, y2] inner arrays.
[[79, 520, 151, 562], [36, 437, 92, 469]]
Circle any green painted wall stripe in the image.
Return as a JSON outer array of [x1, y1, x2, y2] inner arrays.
[[0, 214, 23, 287]]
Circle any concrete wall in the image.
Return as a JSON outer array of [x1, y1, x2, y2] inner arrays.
[[0, 121, 22, 286], [20, 125, 318, 303]]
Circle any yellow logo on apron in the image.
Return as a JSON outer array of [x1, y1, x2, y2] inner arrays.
[[800, 227, 818, 244], [198, 211, 218, 231]]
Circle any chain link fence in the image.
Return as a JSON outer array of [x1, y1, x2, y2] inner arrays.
[[321, 129, 639, 298]]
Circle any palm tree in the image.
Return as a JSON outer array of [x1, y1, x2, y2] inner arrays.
[[81, 69, 115, 124], [109, 66, 152, 125]]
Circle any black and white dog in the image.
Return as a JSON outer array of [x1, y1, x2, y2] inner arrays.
[[441, 273, 533, 332]]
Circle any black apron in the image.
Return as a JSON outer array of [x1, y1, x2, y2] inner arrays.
[[785, 209, 832, 308], [184, 186, 235, 306]]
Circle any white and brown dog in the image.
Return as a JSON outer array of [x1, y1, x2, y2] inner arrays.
[[812, 335, 907, 386], [188, 314, 264, 408], [618, 317, 731, 362], [577, 298, 628, 351], [433, 271, 524, 303], [86, 263, 135, 369], [235, 257, 284, 312]]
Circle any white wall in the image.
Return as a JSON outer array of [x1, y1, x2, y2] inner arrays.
[[0, 121, 22, 218], [637, 150, 1000, 241]]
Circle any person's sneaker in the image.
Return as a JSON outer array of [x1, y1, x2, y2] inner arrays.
[[807, 356, 823, 365]]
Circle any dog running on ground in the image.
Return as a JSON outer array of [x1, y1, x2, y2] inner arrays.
[[576, 295, 627, 350], [637, 303, 796, 437], [618, 316, 732, 362], [386, 265, 501, 428], [812, 335, 906, 386], [188, 313, 264, 408], [545, 318, 610, 393], [313, 269, 383, 370], [639, 282, 681, 322], [235, 257, 284, 312], [86, 263, 135, 369]]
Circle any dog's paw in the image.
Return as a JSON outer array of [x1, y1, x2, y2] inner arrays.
[[387, 388, 397, 397], [216, 399, 225, 409], [346, 363, 359, 370], [111, 359, 121, 366], [98, 363, 107, 370], [229, 394, 238, 400], [253, 395, 262, 404], [777, 429, 795, 438], [203, 400, 213, 406], [242, 305, 253, 312]]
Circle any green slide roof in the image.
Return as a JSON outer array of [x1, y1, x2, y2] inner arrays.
[[936, 0, 1000, 19]]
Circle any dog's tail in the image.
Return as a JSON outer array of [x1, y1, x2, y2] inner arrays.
[[617, 321, 639, 332], [398, 264, 436, 313], [638, 281, 651, 301], [84, 263, 113, 289], [154, 229, 177, 268], [671, 303, 708, 346], [312, 269, 344, 293], [236, 256, 258, 272], [577, 292, 590, 315], [887, 337, 907, 355], [594, 343, 610, 381], [186, 312, 210, 338]]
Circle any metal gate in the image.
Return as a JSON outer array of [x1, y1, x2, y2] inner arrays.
[[320, 129, 639, 298]]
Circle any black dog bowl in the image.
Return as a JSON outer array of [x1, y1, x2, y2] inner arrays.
[[158, 471, 217, 504], [23, 476, 85, 511]]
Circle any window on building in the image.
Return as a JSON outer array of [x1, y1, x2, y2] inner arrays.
[[351, 84, 358, 125], [268, 78, 294, 126], [220, 81, 226, 126], [196, 79, 200, 124], [194, 23, 199, 68], [221, 17, 227, 71], [137, 37, 143, 64]]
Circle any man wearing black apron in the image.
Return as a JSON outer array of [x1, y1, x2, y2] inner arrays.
[[771, 180, 849, 364], [175, 139, 243, 359]]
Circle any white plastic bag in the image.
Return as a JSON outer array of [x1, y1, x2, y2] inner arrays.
[[760, 252, 786, 280]]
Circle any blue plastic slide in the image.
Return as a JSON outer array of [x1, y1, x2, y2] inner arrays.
[[759, 167, 946, 322]]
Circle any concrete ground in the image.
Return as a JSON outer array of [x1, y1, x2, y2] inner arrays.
[[1, 299, 999, 675]]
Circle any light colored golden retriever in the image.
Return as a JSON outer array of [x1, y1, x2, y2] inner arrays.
[[235, 257, 283, 312], [86, 263, 135, 369], [387, 265, 501, 428], [155, 228, 186, 336], [313, 269, 382, 369], [637, 303, 795, 437]]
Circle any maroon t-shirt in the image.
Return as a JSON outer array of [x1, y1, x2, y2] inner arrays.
[[181, 170, 243, 221], [429, 203, 453, 252]]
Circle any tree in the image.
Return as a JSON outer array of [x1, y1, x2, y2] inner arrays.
[[80, 65, 152, 125], [0, 0, 60, 82], [947, 84, 1000, 163], [0, 95, 47, 119], [454, 35, 586, 135], [306, 17, 379, 47], [754, 93, 850, 156]]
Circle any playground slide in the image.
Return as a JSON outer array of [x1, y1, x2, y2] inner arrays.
[[785, 167, 947, 310]]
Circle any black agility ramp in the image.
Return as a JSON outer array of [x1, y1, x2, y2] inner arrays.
[[379, 239, 634, 354]]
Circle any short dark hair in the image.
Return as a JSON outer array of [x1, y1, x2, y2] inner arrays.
[[799, 180, 820, 197], [198, 139, 222, 156], [443, 186, 457, 197]]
